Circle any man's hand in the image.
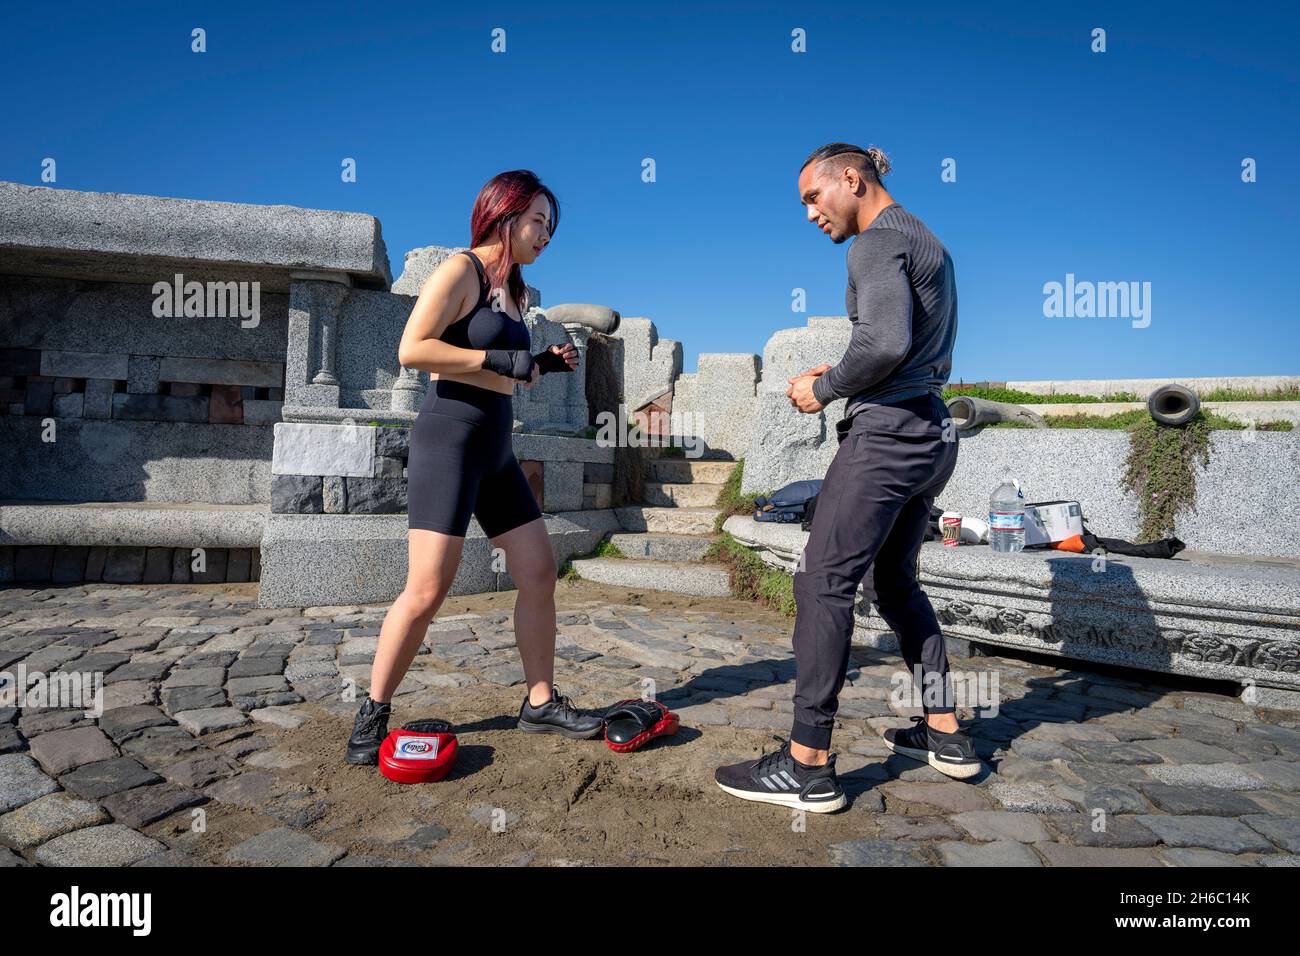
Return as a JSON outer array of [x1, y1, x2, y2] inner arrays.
[[791, 363, 833, 381], [787, 363, 832, 413]]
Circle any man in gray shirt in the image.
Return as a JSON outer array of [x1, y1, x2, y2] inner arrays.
[[715, 143, 981, 812]]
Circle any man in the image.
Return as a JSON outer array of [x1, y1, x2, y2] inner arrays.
[[714, 142, 981, 812]]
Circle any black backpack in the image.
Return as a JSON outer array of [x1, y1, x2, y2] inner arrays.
[[753, 479, 824, 526]]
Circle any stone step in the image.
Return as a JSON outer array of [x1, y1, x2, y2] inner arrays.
[[614, 506, 721, 535], [606, 531, 721, 562], [258, 508, 621, 607], [0, 500, 268, 548], [648, 459, 739, 483], [568, 557, 731, 597], [642, 481, 725, 508]]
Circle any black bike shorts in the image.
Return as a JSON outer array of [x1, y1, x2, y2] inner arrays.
[[406, 378, 542, 538]]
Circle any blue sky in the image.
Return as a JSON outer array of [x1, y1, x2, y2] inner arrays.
[[3, 1, 1297, 381]]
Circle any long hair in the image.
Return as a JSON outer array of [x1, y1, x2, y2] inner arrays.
[[469, 170, 560, 314]]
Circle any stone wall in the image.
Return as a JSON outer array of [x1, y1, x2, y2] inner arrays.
[[0, 545, 259, 584], [671, 353, 762, 460], [736, 315, 1300, 560], [611, 317, 682, 413], [1004, 375, 1300, 398], [742, 316, 852, 489], [0, 181, 394, 592], [741, 404, 1300, 561], [724, 515, 1300, 693], [2, 419, 276, 505], [269, 422, 613, 517], [0, 182, 623, 598], [0, 275, 288, 503]]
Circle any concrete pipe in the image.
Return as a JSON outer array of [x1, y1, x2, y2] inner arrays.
[[945, 395, 1048, 430], [544, 303, 621, 334]]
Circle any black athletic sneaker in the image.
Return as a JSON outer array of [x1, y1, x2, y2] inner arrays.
[[714, 741, 847, 812], [517, 685, 604, 739], [883, 715, 982, 779], [344, 697, 391, 765]]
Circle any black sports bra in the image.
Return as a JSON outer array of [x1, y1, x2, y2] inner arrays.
[[438, 251, 532, 352]]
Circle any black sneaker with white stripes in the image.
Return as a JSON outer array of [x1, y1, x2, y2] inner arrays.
[[883, 715, 982, 779], [714, 741, 847, 812]]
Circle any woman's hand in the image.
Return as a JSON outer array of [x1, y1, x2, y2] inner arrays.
[[532, 342, 580, 375], [548, 342, 579, 371]]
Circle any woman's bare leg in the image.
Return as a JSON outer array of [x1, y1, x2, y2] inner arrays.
[[489, 517, 557, 706], [368, 528, 465, 702]]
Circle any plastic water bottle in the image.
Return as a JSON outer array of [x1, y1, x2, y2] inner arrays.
[[989, 478, 1025, 553]]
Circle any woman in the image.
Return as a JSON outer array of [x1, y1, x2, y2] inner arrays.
[[344, 170, 603, 765]]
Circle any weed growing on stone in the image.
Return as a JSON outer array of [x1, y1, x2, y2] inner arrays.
[[1123, 413, 1213, 543], [704, 531, 798, 617], [711, 458, 762, 533]]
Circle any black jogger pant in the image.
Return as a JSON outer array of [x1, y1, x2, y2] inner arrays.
[[790, 392, 960, 751]]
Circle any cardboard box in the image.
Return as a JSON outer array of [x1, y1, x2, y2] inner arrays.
[[1024, 500, 1083, 547]]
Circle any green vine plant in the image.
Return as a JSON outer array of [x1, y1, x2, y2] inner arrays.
[[591, 537, 627, 559], [710, 458, 763, 533], [703, 531, 798, 617], [1122, 413, 1212, 543]]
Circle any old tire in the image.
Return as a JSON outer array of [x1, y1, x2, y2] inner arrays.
[[1146, 384, 1200, 426]]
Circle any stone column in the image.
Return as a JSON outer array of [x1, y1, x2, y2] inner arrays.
[[390, 366, 424, 412], [285, 271, 351, 409], [561, 322, 594, 431]]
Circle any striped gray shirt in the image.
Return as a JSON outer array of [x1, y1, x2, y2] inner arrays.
[[811, 203, 958, 417]]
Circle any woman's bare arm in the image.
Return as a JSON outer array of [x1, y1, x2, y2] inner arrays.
[[396, 255, 489, 373]]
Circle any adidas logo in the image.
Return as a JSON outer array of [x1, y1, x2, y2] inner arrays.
[[760, 770, 802, 791]]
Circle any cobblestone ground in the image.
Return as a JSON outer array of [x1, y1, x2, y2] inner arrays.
[[1, 579, 1298, 867]]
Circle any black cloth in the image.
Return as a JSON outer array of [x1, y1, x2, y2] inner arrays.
[[1082, 523, 1186, 559]]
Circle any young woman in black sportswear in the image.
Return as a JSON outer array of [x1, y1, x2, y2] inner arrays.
[[345, 170, 604, 764]]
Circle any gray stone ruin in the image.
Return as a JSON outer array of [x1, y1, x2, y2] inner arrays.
[[0, 181, 916, 608], [0, 181, 770, 606], [736, 315, 852, 486], [0, 183, 637, 604]]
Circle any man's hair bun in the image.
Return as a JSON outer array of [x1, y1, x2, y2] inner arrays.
[[865, 146, 891, 178]]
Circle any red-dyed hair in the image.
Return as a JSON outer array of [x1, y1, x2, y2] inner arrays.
[[469, 170, 560, 314]]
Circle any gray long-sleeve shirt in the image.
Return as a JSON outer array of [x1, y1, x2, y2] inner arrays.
[[811, 203, 958, 416]]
